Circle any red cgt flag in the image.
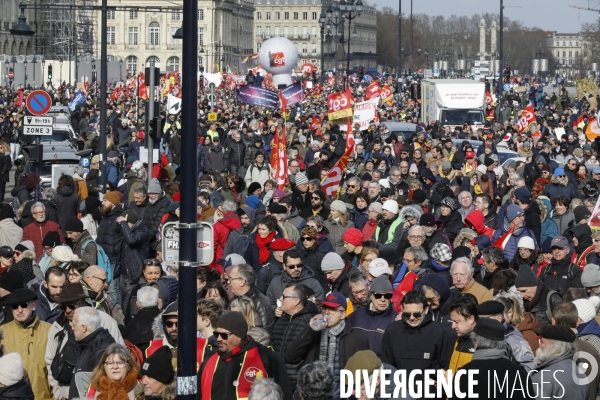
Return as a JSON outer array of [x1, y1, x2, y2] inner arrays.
[[365, 81, 381, 100], [517, 105, 536, 133], [271, 90, 289, 189], [321, 133, 355, 198]]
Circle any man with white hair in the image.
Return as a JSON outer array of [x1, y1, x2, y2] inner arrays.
[[451, 257, 493, 304], [70, 306, 116, 398], [457, 191, 474, 222], [125, 286, 161, 353], [248, 378, 284, 400]]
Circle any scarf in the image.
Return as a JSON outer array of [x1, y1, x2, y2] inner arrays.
[[471, 348, 507, 361], [96, 367, 138, 400], [219, 336, 250, 360], [319, 320, 345, 365], [231, 187, 239, 203], [256, 231, 276, 265]]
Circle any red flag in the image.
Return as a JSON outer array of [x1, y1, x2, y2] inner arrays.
[[365, 81, 381, 100], [310, 116, 321, 131], [271, 90, 289, 189], [15, 90, 24, 107], [321, 133, 355, 197], [517, 106, 536, 133], [485, 91, 493, 104], [492, 226, 516, 249]]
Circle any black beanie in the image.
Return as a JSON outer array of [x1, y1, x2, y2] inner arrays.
[[0, 269, 24, 292], [42, 231, 62, 247], [248, 182, 262, 194], [515, 265, 538, 288], [0, 203, 15, 221], [64, 217, 84, 233], [217, 311, 248, 339], [141, 345, 174, 384]]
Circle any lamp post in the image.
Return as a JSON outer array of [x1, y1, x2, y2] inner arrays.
[[319, 10, 326, 85], [339, 0, 363, 77], [424, 48, 429, 70], [497, 0, 504, 109], [326, 5, 341, 88], [59, 57, 63, 84], [24, 58, 28, 87], [11, 56, 16, 90], [397, 0, 401, 80], [41, 58, 45, 86]]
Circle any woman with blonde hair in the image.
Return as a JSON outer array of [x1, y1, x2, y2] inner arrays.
[[324, 200, 355, 255], [86, 343, 141, 399], [229, 296, 270, 346]]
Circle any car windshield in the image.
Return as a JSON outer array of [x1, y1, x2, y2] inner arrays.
[[441, 110, 485, 125], [40, 130, 71, 142], [498, 152, 517, 165], [29, 159, 79, 176]]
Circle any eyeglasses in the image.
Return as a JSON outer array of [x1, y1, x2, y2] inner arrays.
[[60, 302, 81, 310], [348, 185, 358, 188], [43, 246, 53, 253], [213, 331, 230, 340], [372, 293, 393, 300], [286, 263, 303, 269], [217, 208, 225, 214], [164, 321, 178, 328], [91, 276, 108, 284], [281, 294, 299, 299], [104, 361, 127, 368], [144, 258, 161, 266], [301, 237, 315, 242], [10, 302, 31, 310], [408, 235, 424, 240], [403, 258, 415, 263], [352, 288, 368, 296], [402, 311, 423, 319], [33, 211, 45, 215], [227, 276, 243, 282], [557, 175, 565, 178]]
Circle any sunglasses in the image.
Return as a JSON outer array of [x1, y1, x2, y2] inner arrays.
[[60, 302, 81, 310], [213, 331, 230, 340], [164, 321, 178, 328], [286, 263, 303, 269], [301, 236, 315, 242], [145, 258, 161, 266], [348, 185, 358, 188], [11, 302, 31, 310], [311, 196, 321, 200], [372, 293, 392, 300], [402, 311, 423, 319]]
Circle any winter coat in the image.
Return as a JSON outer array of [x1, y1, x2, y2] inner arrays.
[[522, 282, 562, 327], [492, 220, 538, 262], [454, 277, 493, 304], [72, 229, 98, 266], [244, 230, 282, 273], [272, 301, 320, 389], [124, 305, 161, 354], [324, 218, 355, 255], [69, 328, 116, 399], [244, 162, 273, 187], [542, 176, 578, 202], [203, 143, 229, 173], [0, 379, 34, 399], [505, 323, 536, 371], [524, 200, 543, 247], [1, 315, 52, 400], [292, 187, 310, 213], [329, 264, 357, 299], [143, 194, 171, 251], [95, 204, 124, 269], [348, 304, 398, 357], [532, 176, 552, 199], [0, 153, 11, 183], [529, 352, 590, 400], [11, 185, 32, 204], [236, 286, 275, 333], [541, 256, 583, 296], [537, 198, 559, 246], [298, 244, 329, 293], [213, 212, 242, 264], [518, 312, 541, 353], [439, 210, 465, 244], [53, 186, 80, 234], [380, 313, 454, 371], [35, 283, 63, 324], [0, 218, 23, 248], [266, 267, 325, 307], [22, 218, 65, 260], [464, 209, 495, 239], [349, 206, 369, 231], [227, 139, 246, 168], [375, 214, 404, 264], [170, 134, 182, 165], [119, 219, 150, 284]]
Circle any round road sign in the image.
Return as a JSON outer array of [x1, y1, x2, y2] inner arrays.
[[26, 90, 53, 116], [503, 83, 511, 91]]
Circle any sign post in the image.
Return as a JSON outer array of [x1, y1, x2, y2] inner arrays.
[[161, 222, 214, 267], [25, 90, 53, 202]]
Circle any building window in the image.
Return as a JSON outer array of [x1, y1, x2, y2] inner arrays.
[[569, 41, 572, 46], [275, 12, 280, 19], [569, 51, 572, 57], [266, 12, 271, 20], [128, 27, 138, 45], [107, 9, 115, 19], [284, 12, 289, 20], [256, 26, 262, 36], [107, 26, 116, 45], [198, 9, 204, 20], [575, 51, 579, 57], [302, 12, 308, 19], [293, 26, 298, 37], [294, 12, 298, 19], [168, 56, 180, 71], [146, 56, 160, 67], [556, 51, 559, 57], [198, 56, 203, 67], [275, 26, 280, 36], [284, 26, 289, 36], [312, 26, 317, 36], [127, 56, 138, 73], [302, 26, 308, 37], [302, 43, 307, 54], [130, 9, 138, 19], [266, 26, 271, 36], [149, 22, 160, 45], [257, 12, 262, 19], [198, 27, 204, 46], [312, 43, 317, 55], [312, 12, 317, 19], [257, 43, 261, 52], [563, 41, 565, 46], [569, 59, 572, 65], [563, 51, 566, 57], [172, 11, 181, 20], [576, 41, 579, 46], [555, 41, 559, 46]]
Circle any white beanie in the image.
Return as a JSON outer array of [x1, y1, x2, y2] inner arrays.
[[51, 245, 80, 263], [382, 199, 399, 214], [321, 252, 345, 271], [0, 352, 24, 386], [517, 237, 535, 251], [573, 298, 598, 323], [330, 200, 347, 214]]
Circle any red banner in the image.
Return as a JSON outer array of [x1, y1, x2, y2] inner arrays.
[[485, 91, 493, 104], [271, 90, 289, 189], [365, 81, 381, 100], [310, 116, 321, 131], [327, 90, 353, 120], [322, 134, 355, 197], [380, 84, 393, 103], [517, 105, 536, 133]]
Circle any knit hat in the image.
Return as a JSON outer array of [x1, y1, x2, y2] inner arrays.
[[272, 189, 287, 199], [0, 203, 15, 221], [153, 278, 179, 307], [51, 245, 80, 263], [85, 196, 102, 211], [506, 204, 524, 222], [295, 173, 308, 186], [343, 350, 382, 387], [122, 209, 139, 224], [409, 163, 419, 173], [368, 258, 393, 278], [330, 200, 347, 214], [0, 269, 24, 293], [15, 241, 34, 254], [321, 252, 345, 271], [0, 353, 24, 386], [64, 217, 84, 233], [484, 157, 495, 167], [342, 228, 363, 247], [416, 272, 451, 300], [517, 237, 535, 250], [268, 203, 288, 214], [148, 178, 162, 194], [103, 191, 120, 206], [369, 275, 392, 294], [420, 213, 436, 227], [270, 238, 296, 251], [361, 172, 372, 181], [541, 237, 553, 254], [167, 202, 180, 214], [513, 187, 531, 204], [574, 205, 592, 223], [245, 195, 261, 209], [441, 197, 457, 211], [538, 325, 576, 342], [370, 202, 383, 214], [554, 167, 565, 179], [582, 264, 600, 288], [474, 318, 505, 341], [515, 265, 538, 288], [477, 300, 505, 316], [452, 246, 472, 261], [573, 298, 598, 323], [248, 182, 262, 194], [382, 199, 399, 214], [141, 346, 174, 384], [431, 243, 452, 262], [217, 311, 248, 339], [412, 189, 427, 204], [43, 231, 62, 248]]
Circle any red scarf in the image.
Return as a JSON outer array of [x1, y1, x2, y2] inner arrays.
[[231, 187, 239, 203], [256, 231, 276, 264]]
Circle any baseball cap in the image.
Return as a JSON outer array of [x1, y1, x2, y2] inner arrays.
[[319, 292, 347, 310], [551, 236, 569, 249]]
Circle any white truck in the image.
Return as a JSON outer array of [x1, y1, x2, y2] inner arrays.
[[421, 79, 486, 131]]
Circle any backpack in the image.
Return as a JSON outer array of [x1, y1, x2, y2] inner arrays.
[[11, 196, 21, 216], [232, 231, 252, 257], [82, 239, 113, 283], [50, 327, 82, 384]]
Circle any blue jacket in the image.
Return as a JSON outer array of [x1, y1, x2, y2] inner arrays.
[[349, 207, 369, 231], [106, 161, 118, 187], [35, 284, 63, 324], [492, 221, 538, 262], [577, 318, 600, 339], [542, 180, 578, 203], [538, 198, 559, 245], [347, 305, 398, 357]]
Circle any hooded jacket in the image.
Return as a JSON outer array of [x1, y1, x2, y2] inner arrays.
[[551, 208, 575, 238], [523, 200, 543, 247], [0, 379, 35, 399], [53, 186, 80, 235], [266, 267, 325, 307], [571, 224, 597, 268], [203, 143, 229, 173], [522, 281, 563, 327], [95, 204, 123, 268], [35, 283, 63, 324], [537, 198, 559, 246], [439, 209, 465, 244], [492, 218, 538, 262], [542, 175, 578, 202], [119, 219, 150, 284], [464, 209, 495, 239], [213, 212, 242, 264], [143, 193, 171, 251], [223, 206, 256, 257]]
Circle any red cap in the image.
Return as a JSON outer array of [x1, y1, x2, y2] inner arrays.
[[466, 151, 475, 159], [270, 238, 296, 251], [137, 132, 145, 139]]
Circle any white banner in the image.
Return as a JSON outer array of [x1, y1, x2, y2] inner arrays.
[[167, 95, 182, 114], [351, 97, 379, 131]]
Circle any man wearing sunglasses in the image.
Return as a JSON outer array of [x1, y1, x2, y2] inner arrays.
[[380, 290, 453, 378], [542, 167, 578, 203], [82, 265, 125, 325], [1, 288, 53, 400], [199, 311, 292, 400], [347, 275, 397, 357]]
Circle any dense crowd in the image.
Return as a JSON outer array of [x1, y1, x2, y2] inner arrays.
[[0, 76, 599, 400]]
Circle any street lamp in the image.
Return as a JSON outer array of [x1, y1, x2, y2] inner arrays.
[[117, 56, 123, 81], [319, 10, 326, 85], [339, 0, 363, 77], [424, 48, 429, 69]]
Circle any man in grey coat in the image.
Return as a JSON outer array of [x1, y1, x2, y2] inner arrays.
[[266, 249, 324, 308], [530, 325, 590, 399]]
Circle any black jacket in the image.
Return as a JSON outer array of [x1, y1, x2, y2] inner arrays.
[[380, 314, 454, 371], [10, 185, 31, 204], [439, 210, 465, 244], [455, 357, 533, 399], [119, 219, 150, 284], [523, 282, 563, 327], [53, 186, 80, 235], [0, 153, 11, 182], [239, 286, 275, 333], [69, 327, 115, 399], [541, 257, 583, 296], [291, 187, 310, 212], [524, 201, 542, 246], [125, 305, 161, 353], [0, 379, 35, 399], [198, 337, 292, 400], [143, 194, 171, 251], [227, 139, 246, 168], [347, 305, 398, 357], [329, 263, 357, 299], [96, 204, 124, 268], [273, 301, 319, 389], [129, 197, 148, 221], [298, 245, 328, 293]]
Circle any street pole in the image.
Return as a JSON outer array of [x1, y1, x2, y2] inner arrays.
[[346, 18, 351, 76], [397, 0, 401, 79], [409, 0, 413, 69], [148, 62, 155, 181], [497, 0, 503, 110], [320, 25, 325, 85], [99, 0, 108, 193], [178, 0, 199, 397]]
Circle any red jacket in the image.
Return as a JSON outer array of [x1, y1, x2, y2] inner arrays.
[[464, 210, 495, 239], [22, 219, 65, 259], [212, 212, 241, 265]]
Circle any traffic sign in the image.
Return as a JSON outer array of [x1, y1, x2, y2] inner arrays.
[[161, 222, 214, 267], [26, 90, 52, 116], [24, 126, 53, 136], [207, 113, 217, 121], [80, 157, 90, 167], [24, 116, 53, 126], [503, 83, 511, 91]]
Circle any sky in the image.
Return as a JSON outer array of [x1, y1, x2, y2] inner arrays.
[[375, 0, 600, 33]]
